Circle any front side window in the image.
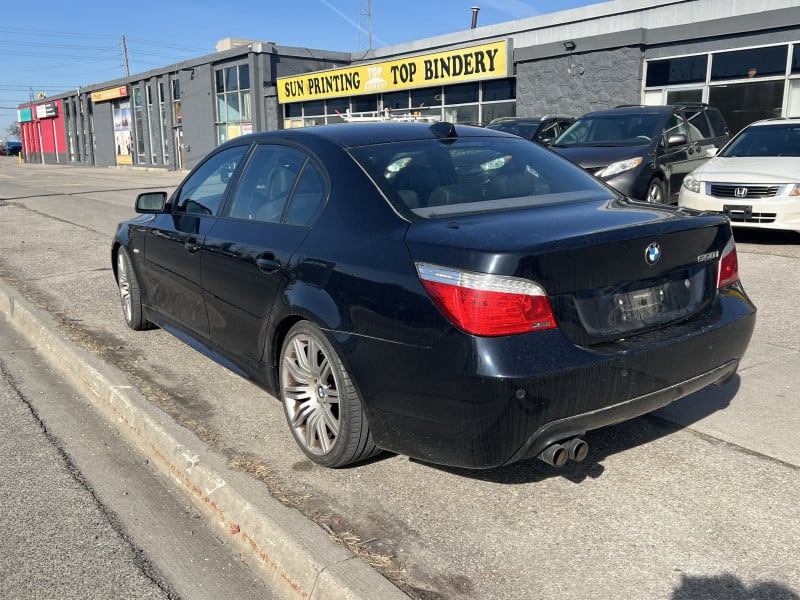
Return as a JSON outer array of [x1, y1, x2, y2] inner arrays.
[[174, 145, 248, 216]]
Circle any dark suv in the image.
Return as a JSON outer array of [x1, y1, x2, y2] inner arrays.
[[550, 104, 729, 203], [486, 115, 575, 146]]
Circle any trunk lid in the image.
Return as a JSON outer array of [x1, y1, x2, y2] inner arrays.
[[405, 199, 730, 344]]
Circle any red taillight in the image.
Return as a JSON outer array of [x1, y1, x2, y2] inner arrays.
[[416, 263, 556, 336], [718, 237, 739, 288]]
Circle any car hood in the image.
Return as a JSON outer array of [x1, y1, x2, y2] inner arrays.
[[693, 156, 800, 183], [405, 198, 728, 296], [549, 145, 651, 169]]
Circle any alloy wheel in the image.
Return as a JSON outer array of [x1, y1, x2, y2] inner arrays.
[[281, 333, 341, 456]]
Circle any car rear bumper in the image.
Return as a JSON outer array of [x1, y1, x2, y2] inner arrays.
[[343, 285, 756, 469]]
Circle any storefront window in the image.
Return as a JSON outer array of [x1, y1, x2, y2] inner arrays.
[[352, 94, 378, 113], [411, 87, 440, 109], [443, 83, 478, 104], [214, 63, 252, 145], [711, 46, 787, 81], [482, 101, 515, 123], [709, 80, 785, 134], [302, 100, 325, 116], [382, 91, 409, 110], [483, 78, 515, 102]]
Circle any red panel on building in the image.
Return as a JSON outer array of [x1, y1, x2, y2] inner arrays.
[[19, 99, 67, 161]]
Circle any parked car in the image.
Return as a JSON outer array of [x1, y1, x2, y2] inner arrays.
[[112, 122, 755, 470], [551, 104, 729, 203], [4, 141, 22, 156], [679, 118, 800, 233], [485, 115, 575, 146]]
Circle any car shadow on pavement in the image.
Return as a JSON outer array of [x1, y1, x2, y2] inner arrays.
[[733, 229, 800, 246], [672, 572, 799, 600], [417, 376, 742, 485]]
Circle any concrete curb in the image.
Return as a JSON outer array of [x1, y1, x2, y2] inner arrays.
[[0, 278, 408, 600]]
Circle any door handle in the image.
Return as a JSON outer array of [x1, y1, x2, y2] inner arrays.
[[184, 239, 201, 253], [256, 253, 281, 273]]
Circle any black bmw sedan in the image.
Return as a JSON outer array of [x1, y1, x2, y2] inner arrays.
[[112, 122, 755, 470]]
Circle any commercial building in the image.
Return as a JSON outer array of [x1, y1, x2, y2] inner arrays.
[[16, 0, 800, 171]]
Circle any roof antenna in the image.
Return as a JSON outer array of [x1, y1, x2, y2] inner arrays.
[[430, 122, 457, 139]]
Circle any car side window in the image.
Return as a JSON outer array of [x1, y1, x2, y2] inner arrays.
[[683, 108, 713, 141], [665, 113, 688, 141], [228, 145, 305, 223], [538, 120, 559, 142], [284, 161, 327, 226], [706, 110, 729, 137], [174, 145, 247, 216]]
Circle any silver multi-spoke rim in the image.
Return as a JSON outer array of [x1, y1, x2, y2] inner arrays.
[[647, 184, 662, 203], [281, 333, 340, 456], [117, 252, 132, 323]]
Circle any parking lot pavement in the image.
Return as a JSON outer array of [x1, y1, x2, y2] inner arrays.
[[1, 163, 799, 599]]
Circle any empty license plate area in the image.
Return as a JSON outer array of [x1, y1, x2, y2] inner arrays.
[[572, 264, 715, 340], [616, 286, 666, 322]]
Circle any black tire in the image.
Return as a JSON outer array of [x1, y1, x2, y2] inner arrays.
[[279, 321, 379, 468], [116, 247, 151, 331], [645, 178, 667, 204]]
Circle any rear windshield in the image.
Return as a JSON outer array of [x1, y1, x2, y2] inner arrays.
[[720, 123, 800, 157], [348, 137, 613, 219], [553, 113, 661, 147]]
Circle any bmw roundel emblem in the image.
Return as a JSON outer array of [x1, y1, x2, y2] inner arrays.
[[645, 242, 661, 265]]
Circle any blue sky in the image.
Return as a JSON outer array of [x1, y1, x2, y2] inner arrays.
[[0, 0, 599, 138]]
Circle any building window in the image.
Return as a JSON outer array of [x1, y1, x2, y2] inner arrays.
[[215, 64, 252, 145], [133, 88, 146, 162], [483, 78, 515, 101], [382, 91, 409, 110], [147, 85, 158, 164], [172, 79, 182, 125], [157, 82, 169, 165], [646, 55, 708, 87], [351, 94, 378, 114], [711, 46, 787, 81]]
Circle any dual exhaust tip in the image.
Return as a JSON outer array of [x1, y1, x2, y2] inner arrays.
[[537, 438, 588, 467]]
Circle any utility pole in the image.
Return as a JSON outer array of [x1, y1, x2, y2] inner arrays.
[[121, 35, 130, 77], [359, 0, 372, 51]]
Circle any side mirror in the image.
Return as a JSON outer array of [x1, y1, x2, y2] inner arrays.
[[705, 147, 718, 158], [667, 133, 687, 147], [135, 191, 167, 213], [539, 137, 553, 147]]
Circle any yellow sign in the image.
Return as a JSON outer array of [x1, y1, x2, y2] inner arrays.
[[91, 86, 129, 103], [277, 40, 510, 104]]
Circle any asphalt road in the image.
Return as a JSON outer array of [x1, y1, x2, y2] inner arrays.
[[1, 159, 799, 599]]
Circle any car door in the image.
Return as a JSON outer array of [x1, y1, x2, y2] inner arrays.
[[201, 143, 328, 368], [142, 144, 248, 341]]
